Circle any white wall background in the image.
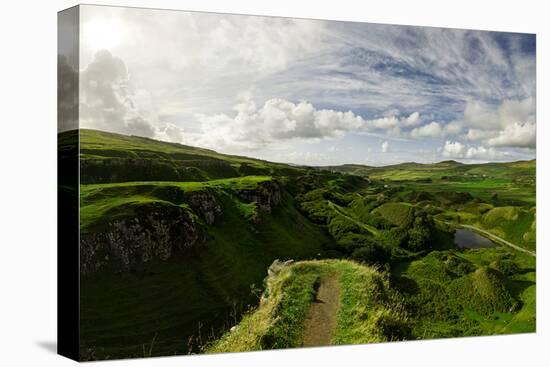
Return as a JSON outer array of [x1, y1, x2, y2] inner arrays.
[[0, 0, 547, 366]]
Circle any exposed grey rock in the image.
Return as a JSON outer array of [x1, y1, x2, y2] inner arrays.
[[267, 259, 294, 278], [80, 202, 206, 275], [236, 181, 282, 213], [185, 190, 222, 225]]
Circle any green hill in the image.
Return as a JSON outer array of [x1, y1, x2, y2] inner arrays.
[[209, 251, 534, 352], [391, 249, 535, 337], [69, 129, 535, 360], [323, 159, 535, 182], [79, 129, 303, 183], [372, 202, 414, 226], [208, 259, 409, 353], [76, 130, 340, 359]]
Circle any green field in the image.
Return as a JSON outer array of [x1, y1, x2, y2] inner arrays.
[[74, 129, 536, 360]]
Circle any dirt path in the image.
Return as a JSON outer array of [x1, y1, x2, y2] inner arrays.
[[302, 274, 341, 347]]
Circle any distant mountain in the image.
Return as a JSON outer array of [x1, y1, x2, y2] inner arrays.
[[320, 158, 535, 181]]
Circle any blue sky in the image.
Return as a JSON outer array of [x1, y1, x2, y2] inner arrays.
[[77, 5, 536, 165]]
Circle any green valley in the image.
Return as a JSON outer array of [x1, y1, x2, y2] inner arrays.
[[76, 129, 536, 360]]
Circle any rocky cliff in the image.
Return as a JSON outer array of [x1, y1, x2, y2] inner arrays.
[[80, 202, 206, 275], [80, 181, 282, 275], [185, 190, 223, 225], [236, 180, 282, 213]]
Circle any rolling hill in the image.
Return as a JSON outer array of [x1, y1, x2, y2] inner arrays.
[[69, 129, 535, 360]]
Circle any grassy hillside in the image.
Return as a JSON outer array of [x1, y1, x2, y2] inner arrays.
[[72, 129, 535, 360], [77, 130, 340, 359], [327, 158, 536, 251], [80, 129, 304, 183], [372, 202, 414, 226], [208, 259, 409, 353], [80, 176, 273, 232], [391, 248, 535, 337], [326, 159, 535, 183], [210, 248, 535, 352], [80, 183, 335, 359]]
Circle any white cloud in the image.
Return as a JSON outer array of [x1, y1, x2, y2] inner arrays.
[[443, 120, 464, 136], [81, 7, 327, 75], [381, 141, 390, 153], [79, 50, 194, 143], [366, 112, 422, 130], [192, 97, 367, 151], [465, 146, 506, 160], [154, 123, 186, 143], [410, 122, 442, 138], [460, 98, 536, 148], [465, 128, 495, 141], [366, 116, 399, 129], [487, 121, 536, 148], [79, 6, 329, 123], [440, 140, 507, 161], [79, 50, 158, 137], [190, 95, 425, 151], [74, 6, 536, 164], [441, 141, 466, 158], [126, 117, 156, 138], [463, 98, 534, 130], [403, 112, 421, 126]]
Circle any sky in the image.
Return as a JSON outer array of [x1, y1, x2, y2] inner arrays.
[[70, 5, 536, 166]]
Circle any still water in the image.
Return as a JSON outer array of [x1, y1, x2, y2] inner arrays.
[[453, 228, 497, 249]]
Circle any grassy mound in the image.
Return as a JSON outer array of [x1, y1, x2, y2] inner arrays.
[[208, 260, 409, 353], [391, 248, 533, 338], [481, 206, 536, 250], [483, 207, 520, 224], [372, 203, 414, 226], [448, 267, 518, 316]]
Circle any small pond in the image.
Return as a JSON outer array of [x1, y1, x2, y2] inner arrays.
[[453, 228, 498, 249]]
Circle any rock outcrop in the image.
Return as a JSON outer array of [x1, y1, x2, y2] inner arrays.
[[236, 180, 282, 213], [80, 202, 206, 275], [185, 190, 223, 225], [80, 181, 282, 275]]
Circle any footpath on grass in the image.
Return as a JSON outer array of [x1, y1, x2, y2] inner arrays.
[[302, 274, 341, 347]]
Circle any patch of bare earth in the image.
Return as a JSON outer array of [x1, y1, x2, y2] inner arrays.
[[302, 274, 341, 347]]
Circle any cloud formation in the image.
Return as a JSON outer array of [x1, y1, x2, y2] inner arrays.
[[58, 55, 79, 131], [79, 50, 146, 134], [381, 141, 390, 153], [79, 50, 185, 141], [458, 98, 536, 148], [188, 95, 429, 151], [487, 121, 536, 148], [410, 122, 443, 139], [193, 97, 365, 150], [75, 6, 536, 164], [440, 140, 507, 161]]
